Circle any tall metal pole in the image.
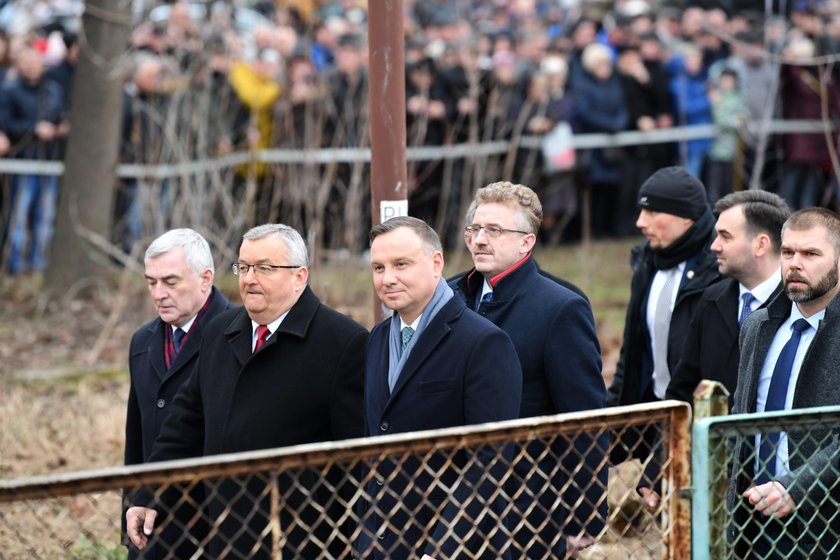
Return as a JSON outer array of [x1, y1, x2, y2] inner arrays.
[[368, 0, 408, 322]]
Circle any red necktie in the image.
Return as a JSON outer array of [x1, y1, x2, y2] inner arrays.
[[254, 325, 270, 353]]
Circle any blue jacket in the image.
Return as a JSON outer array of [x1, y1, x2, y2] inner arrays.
[[572, 70, 629, 184], [0, 76, 64, 159], [359, 296, 522, 559], [451, 257, 607, 556], [668, 61, 712, 156]]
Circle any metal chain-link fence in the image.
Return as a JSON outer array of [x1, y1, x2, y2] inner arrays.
[[693, 405, 840, 559], [0, 402, 690, 559]]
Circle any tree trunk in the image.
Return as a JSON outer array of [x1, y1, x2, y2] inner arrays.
[[44, 0, 131, 298]]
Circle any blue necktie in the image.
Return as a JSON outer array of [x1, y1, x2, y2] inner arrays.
[[755, 318, 811, 483], [172, 328, 185, 354], [476, 291, 493, 311], [401, 326, 415, 352], [739, 292, 757, 326]]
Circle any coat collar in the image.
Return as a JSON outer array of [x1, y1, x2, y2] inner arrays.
[[223, 285, 320, 365], [457, 256, 539, 303]]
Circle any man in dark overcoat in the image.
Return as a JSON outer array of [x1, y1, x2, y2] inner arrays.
[[126, 223, 367, 558], [124, 228, 231, 559], [449, 181, 606, 557], [667, 190, 789, 404], [359, 216, 522, 559], [607, 166, 721, 505]]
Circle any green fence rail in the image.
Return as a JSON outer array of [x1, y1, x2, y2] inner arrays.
[[692, 405, 840, 559]]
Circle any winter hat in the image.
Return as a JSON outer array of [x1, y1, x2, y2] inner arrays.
[[637, 166, 708, 220]]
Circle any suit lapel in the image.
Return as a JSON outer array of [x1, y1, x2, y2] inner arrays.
[[224, 309, 255, 367], [714, 279, 740, 339], [146, 320, 167, 380], [161, 337, 198, 383], [385, 301, 458, 408]]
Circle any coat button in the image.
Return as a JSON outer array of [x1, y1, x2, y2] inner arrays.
[[375, 477, 384, 486], [379, 421, 389, 432], [156, 399, 166, 409]]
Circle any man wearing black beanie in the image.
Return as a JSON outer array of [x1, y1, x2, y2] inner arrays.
[[607, 166, 721, 505]]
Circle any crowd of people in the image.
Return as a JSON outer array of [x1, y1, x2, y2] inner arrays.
[[2, 0, 840, 273]]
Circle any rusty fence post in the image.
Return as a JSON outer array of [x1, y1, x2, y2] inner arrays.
[[667, 401, 693, 559]]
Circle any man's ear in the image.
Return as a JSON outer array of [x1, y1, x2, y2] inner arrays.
[[294, 266, 310, 291], [520, 232, 537, 255], [432, 251, 444, 278], [754, 233, 772, 257]]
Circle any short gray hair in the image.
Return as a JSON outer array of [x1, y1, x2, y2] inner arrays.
[[145, 228, 214, 276], [242, 223, 309, 267]]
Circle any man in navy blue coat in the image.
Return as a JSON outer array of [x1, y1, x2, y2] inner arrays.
[[450, 181, 606, 557], [124, 228, 231, 559], [359, 216, 522, 559]]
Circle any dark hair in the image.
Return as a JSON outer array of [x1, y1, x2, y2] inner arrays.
[[369, 216, 443, 253], [714, 190, 790, 253], [783, 207, 840, 255], [719, 67, 738, 81]]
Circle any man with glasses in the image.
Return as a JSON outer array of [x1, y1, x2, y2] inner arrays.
[[124, 228, 232, 560], [126, 223, 367, 559], [449, 181, 605, 558]]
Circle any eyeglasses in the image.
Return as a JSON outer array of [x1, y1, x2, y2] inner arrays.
[[232, 262, 302, 276], [464, 224, 530, 238]]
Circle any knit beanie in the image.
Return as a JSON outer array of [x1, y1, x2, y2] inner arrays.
[[637, 166, 708, 220]]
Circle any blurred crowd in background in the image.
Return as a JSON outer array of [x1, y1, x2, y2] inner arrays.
[[1, 0, 840, 274]]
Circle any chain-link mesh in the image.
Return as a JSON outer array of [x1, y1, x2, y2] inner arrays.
[[694, 406, 840, 559], [0, 402, 690, 559]]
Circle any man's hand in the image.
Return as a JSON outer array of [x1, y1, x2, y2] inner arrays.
[[34, 121, 57, 141], [744, 481, 796, 518], [638, 486, 660, 509], [567, 534, 596, 553], [126, 506, 158, 549]]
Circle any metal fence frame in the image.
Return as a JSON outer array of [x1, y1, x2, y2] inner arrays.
[[691, 404, 840, 559], [0, 120, 830, 178], [0, 401, 692, 559]]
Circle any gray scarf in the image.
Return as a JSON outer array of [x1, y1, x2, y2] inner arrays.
[[387, 278, 454, 391]]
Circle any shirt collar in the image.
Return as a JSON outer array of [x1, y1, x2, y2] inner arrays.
[[478, 278, 492, 298], [400, 314, 422, 331], [251, 312, 289, 339], [173, 314, 197, 334], [740, 268, 781, 304], [789, 303, 825, 331]]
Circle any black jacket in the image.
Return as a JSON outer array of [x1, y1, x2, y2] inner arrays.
[[139, 287, 367, 559], [608, 240, 721, 408], [666, 277, 781, 405]]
